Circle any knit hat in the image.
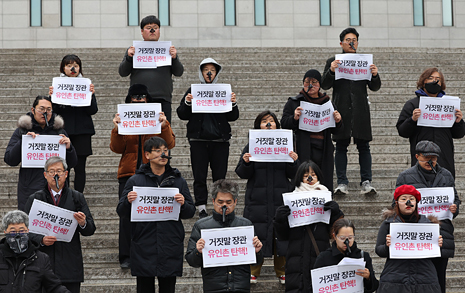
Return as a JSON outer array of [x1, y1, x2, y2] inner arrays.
[[415, 140, 441, 157], [303, 69, 321, 84], [125, 84, 153, 103], [394, 185, 421, 202]]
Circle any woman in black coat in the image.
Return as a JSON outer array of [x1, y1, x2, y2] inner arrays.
[[313, 218, 379, 293], [235, 110, 299, 284], [396, 67, 465, 178]]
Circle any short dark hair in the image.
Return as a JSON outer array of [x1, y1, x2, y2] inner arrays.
[[332, 218, 355, 241], [339, 27, 359, 42], [140, 15, 161, 29], [293, 160, 324, 188], [33, 95, 52, 108], [60, 54, 83, 76], [253, 110, 281, 129], [417, 67, 446, 91], [211, 179, 239, 201], [143, 137, 168, 153]]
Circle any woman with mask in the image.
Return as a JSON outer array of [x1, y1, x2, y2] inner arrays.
[[396, 67, 465, 178]]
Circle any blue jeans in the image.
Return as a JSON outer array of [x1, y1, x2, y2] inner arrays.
[[335, 138, 372, 185]]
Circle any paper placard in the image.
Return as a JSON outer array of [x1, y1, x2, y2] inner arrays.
[[21, 135, 66, 168], [311, 264, 365, 293], [133, 41, 171, 68], [51, 77, 92, 107], [191, 83, 232, 113], [298, 100, 335, 132], [130, 187, 180, 222], [201, 226, 256, 268], [417, 187, 454, 220], [248, 129, 293, 163], [389, 223, 441, 259], [282, 190, 332, 228], [335, 54, 373, 81], [117, 103, 162, 135], [417, 96, 460, 128], [28, 199, 78, 242]]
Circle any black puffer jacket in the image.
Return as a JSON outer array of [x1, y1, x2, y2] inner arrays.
[[117, 164, 195, 277], [0, 238, 70, 293], [52, 93, 98, 136], [24, 186, 96, 283], [4, 113, 78, 210], [375, 209, 441, 293], [396, 162, 460, 258], [313, 241, 379, 293], [321, 56, 381, 141], [185, 210, 263, 293]]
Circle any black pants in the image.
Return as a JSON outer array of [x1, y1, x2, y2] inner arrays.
[[153, 99, 172, 123], [62, 282, 81, 293], [118, 176, 131, 263], [335, 138, 372, 185], [136, 276, 176, 293], [189, 140, 229, 206], [432, 257, 448, 293], [72, 155, 88, 193]]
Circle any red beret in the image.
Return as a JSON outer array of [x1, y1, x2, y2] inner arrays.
[[394, 185, 421, 202]]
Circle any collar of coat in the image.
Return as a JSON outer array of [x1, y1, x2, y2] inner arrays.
[[382, 207, 438, 223], [136, 163, 181, 185], [18, 112, 64, 131], [0, 238, 40, 258], [212, 210, 236, 226], [331, 240, 361, 258], [289, 92, 330, 104]]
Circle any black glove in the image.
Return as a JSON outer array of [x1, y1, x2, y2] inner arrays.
[[324, 201, 340, 212], [275, 205, 291, 223]]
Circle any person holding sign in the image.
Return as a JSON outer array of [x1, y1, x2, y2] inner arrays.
[[313, 218, 379, 292], [396, 141, 460, 293], [185, 179, 263, 293], [49, 54, 98, 193], [274, 161, 344, 293], [24, 156, 96, 293], [375, 185, 442, 293], [235, 110, 299, 284], [118, 15, 184, 122], [117, 137, 194, 293], [281, 69, 342, 191], [177, 58, 239, 218], [396, 67, 465, 178], [321, 27, 381, 195], [110, 83, 175, 269], [4, 96, 77, 211]]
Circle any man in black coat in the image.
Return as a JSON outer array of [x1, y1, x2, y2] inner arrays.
[[396, 140, 460, 293], [321, 27, 381, 195], [24, 156, 96, 293], [185, 179, 263, 293]]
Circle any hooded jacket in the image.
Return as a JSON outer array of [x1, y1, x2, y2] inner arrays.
[[176, 58, 239, 141], [4, 113, 78, 211], [396, 88, 465, 178]]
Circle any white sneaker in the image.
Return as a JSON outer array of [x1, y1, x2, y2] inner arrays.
[[360, 180, 377, 195], [334, 184, 348, 195], [250, 275, 258, 284]]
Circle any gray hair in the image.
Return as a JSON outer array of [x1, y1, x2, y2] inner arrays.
[[44, 156, 67, 171], [211, 179, 239, 201], [2, 210, 29, 231]]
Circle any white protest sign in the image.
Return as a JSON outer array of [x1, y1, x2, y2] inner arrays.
[[282, 190, 332, 228], [191, 83, 232, 113], [248, 129, 293, 163], [51, 77, 92, 107], [311, 264, 364, 293], [417, 187, 454, 220], [417, 96, 460, 128], [298, 100, 336, 132], [130, 186, 180, 222], [390, 223, 441, 259], [201, 226, 256, 268], [21, 135, 66, 168], [117, 103, 162, 135], [133, 41, 172, 68], [28, 199, 78, 242], [335, 54, 373, 81]]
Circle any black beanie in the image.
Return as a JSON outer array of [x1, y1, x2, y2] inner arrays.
[[125, 84, 153, 103], [303, 69, 322, 84]]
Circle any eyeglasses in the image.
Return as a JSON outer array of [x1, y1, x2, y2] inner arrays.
[[344, 39, 358, 44], [35, 107, 53, 114], [336, 235, 355, 241], [6, 231, 27, 236], [398, 198, 416, 203], [417, 157, 438, 163], [304, 80, 319, 85], [46, 170, 66, 176], [131, 95, 147, 101]]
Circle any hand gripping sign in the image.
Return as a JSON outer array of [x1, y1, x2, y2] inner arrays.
[[335, 54, 373, 81], [117, 103, 162, 135], [248, 129, 294, 163], [298, 101, 336, 132], [191, 83, 233, 113], [51, 77, 92, 107], [282, 190, 332, 228], [418, 95, 460, 128], [130, 187, 181, 222], [389, 223, 441, 259], [133, 41, 172, 68], [311, 264, 365, 293], [21, 135, 66, 168]]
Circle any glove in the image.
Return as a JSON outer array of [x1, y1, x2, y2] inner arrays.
[[324, 201, 340, 212], [274, 205, 291, 223]]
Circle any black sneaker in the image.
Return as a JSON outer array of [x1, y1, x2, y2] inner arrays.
[[120, 260, 130, 269], [199, 210, 208, 219]]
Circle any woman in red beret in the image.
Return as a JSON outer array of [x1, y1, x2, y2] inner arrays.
[[375, 185, 443, 293]]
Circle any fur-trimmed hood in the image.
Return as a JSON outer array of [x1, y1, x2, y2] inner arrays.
[[17, 112, 65, 131], [382, 207, 438, 223]]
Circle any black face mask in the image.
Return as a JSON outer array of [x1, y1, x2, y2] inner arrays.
[[425, 81, 442, 95], [5, 233, 29, 254]]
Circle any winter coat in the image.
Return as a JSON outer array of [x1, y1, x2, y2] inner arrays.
[[396, 89, 465, 178], [176, 58, 239, 141], [375, 209, 441, 293], [185, 210, 263, 293], [281, 92, 343, 191], [24, 186, 96, 283], [321, 56, 381, 141], [4, 113, 78, 211], [235, 143, 298, 257], [117, 163, 195, 277], [109, 121, 176, 179], [396, 162, 460, 258], [0, 238, 70, 293], [273, 202, 344, 293], [313, 241, 379, 293]]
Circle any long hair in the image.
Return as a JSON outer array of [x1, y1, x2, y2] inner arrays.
[[416, 67, 445, 91], [292, 160, 324, 189]]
